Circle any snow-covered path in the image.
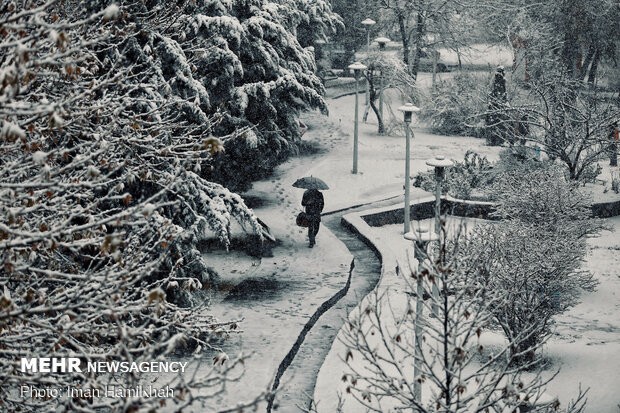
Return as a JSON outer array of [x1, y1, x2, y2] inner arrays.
[[198, 88, 507, 410], [201, 108, 370, 412]]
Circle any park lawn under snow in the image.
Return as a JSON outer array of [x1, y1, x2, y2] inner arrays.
[[317, 89, 504, 213]]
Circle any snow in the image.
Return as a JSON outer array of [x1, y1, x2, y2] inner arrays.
[[195, 118, 354, 410], [197, 72, 618, 411], [103, 4, 120, 20], [437, 44, 513, 67], [312, 89, 503, 213], [32, 151, 47, 165], [1, 121, 25, 140]]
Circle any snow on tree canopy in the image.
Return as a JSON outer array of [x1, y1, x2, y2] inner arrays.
[[0, 1, 294, 410]]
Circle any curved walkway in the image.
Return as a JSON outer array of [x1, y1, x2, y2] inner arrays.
[[269, 210, 382, 411]]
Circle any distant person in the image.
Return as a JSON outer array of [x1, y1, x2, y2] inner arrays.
[[301, 189, 324, 248], [608, 121, 618, 167]]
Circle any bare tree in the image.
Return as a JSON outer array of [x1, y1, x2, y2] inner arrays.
[[479, 73, 619, 181], [362, 52, 417, 133], [372, 0, 475, 79]]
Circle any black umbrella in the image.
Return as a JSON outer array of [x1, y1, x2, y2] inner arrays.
[[292, 176, 329, 190]]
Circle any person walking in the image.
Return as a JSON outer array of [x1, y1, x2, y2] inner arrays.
[[301, 188, 324, 248]]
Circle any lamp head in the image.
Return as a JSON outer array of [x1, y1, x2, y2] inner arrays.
[[425, 155, 453, 168], [375, 37, 391, 49], [404, 227, 439, 246], [397, 102, 420, 123], [361, 18, 376, 27], [348, 61, 367, 79], [426, 155, 453, 179]]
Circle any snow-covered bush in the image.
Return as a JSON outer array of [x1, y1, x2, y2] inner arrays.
[[458, 167, 603, 364], [419, 72, 487, 138], [413, 151, 494, 200]]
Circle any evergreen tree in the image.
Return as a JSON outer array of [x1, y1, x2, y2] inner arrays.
[[484, 66, 509, 146]]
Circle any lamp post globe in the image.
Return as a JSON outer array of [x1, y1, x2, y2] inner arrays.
[[348, 62, 368, 174], [374, 36, 390, 50], [349, 61, 366, 79], [426, 155, 453, 235], [398, 103, 420, 233], [361, 18, 376, 26]]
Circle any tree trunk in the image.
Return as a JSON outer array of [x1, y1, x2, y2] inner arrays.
[[397, 12, 410, 71], [579, 43, 596, 81], [587, 49, 600, 84], [410, 12, 425, 80], [366, 72, 384, 133], [560, 2, 580, 78], [369, 98, 384, 134], [511, 334, 538, 366]]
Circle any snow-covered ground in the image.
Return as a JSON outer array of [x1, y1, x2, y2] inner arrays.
[[437, 43, 513, 67], [319, 89, 504, 212], [196, 89, 506, 409], [197, 118, 354, 411], [356, 42, 513, 69]]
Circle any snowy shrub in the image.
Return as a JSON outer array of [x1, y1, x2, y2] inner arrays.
[[458, 167, 603, 364], [340, 223, 588, 412], [419, 72, 487, 138], [413, 151, 494, 200], [493, 147, 549, 175]]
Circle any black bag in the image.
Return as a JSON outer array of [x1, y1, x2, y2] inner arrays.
[[296, 211, 309, 227]]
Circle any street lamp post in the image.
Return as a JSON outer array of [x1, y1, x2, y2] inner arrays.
[[398, 103, 420, 233], [425, 155, 453, 235], [375, 37, 390, 134], [425, 155, 452, 317], [361, 18, 375, 105], [349, 61, 367, 174], [404, 227, 438, 406]]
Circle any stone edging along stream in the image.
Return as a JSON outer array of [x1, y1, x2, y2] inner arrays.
[[310, 194, 620, 410]]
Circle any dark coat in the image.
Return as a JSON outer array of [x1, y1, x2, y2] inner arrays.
[[302, 189, 324, 221]]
